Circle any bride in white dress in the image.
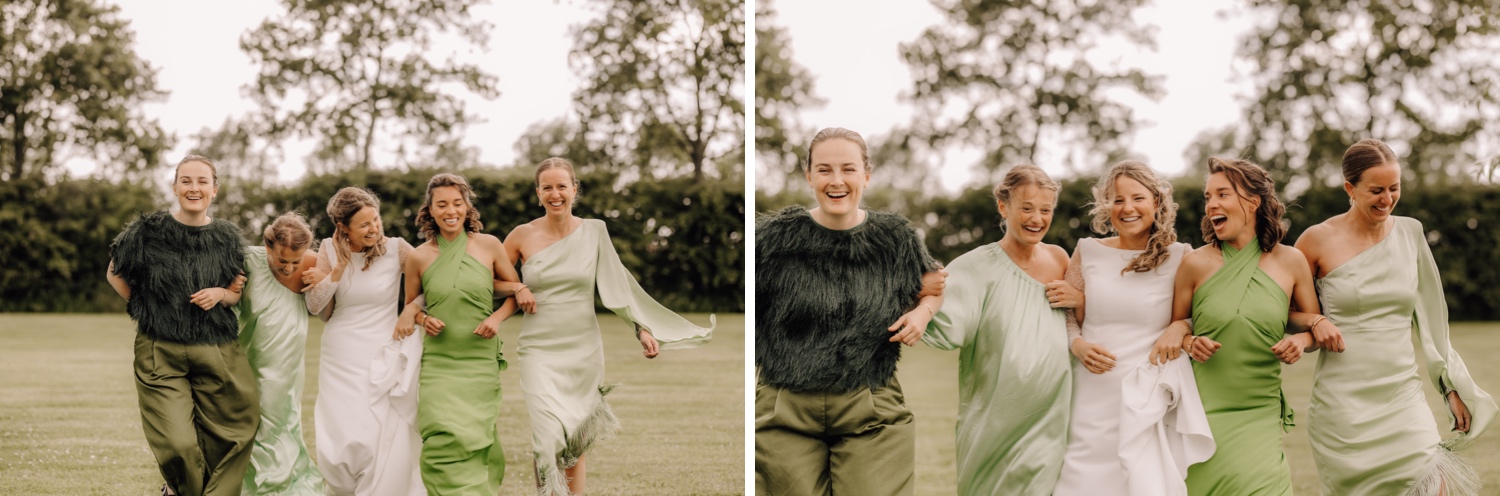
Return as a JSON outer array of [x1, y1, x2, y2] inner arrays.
[[1052, 161, 1205, 496], [303, 187, 425, 496]]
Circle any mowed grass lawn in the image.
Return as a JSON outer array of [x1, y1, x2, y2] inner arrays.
[[0, 313, 743, 496], [901, 322, 1500, 495]]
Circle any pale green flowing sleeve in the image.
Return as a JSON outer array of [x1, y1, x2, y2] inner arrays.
[[1409, 218, 1497, 442], [923, 252, 984, 350], [594, 220, 714, 350]]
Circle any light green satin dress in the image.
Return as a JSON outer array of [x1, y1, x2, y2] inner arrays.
[[418, 232, 506, 495], [1309, 217, 1497, 495], [519, 219, 713, 496], [1185, 241, 1293, 496], [923, 243, 1071, 496], [237, 246, 324, 495]]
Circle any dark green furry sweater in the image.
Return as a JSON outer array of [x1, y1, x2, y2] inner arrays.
[[110, 211, 246, 344], [756, 206, 935, 394]]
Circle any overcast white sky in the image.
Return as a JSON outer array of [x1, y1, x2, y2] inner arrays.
[[72, 0, 586, 183], [771, 0, 1256, 192]]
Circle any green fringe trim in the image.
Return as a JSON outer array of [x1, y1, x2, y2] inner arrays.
[[534, 384, 622, 496]]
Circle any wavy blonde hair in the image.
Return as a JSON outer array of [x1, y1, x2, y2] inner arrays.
[[1088, 160, 1179, 273], [326, 187, 387, 271]]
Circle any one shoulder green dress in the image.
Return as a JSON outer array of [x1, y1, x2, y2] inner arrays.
[[1309, 217, 1496, 495], [418, 231, 506, 494], [923, 243, 1072, 496], [237, 246, 324, 495], [519, 219, 713, 496], [1185, 241, 1294, 496]]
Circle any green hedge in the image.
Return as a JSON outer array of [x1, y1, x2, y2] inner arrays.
[[5, 170, 743, 313]]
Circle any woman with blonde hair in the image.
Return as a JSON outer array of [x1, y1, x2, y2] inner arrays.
[[303, 187, 425, 495], [923, 164, 1073, 495], [237, 212, 324, 494], [1296, 139, 1495, 495], [1053, 161, 1209, 496], [503, 158, 713, 495]]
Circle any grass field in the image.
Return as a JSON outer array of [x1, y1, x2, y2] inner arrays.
[[0, 313, 744, 496], [900, 322, 1500, 495]]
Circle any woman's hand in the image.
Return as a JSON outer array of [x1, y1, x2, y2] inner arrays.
[[919, 266, 948, 298], [515, 286, 537, 314], [1272, 333, 1312, 364], [1311, 317, 1345, 353], [639, 328, 660, 359], [1450, 391, 1472, 433], [1044, 280, 1083, 309], [1186, 335, 1222, 363], [1070, 338, 1117, 374], [301, 263, 330, 287], [189, 287, 228, 310], [394, 308, 418, 340], [228, 273, 247, 294], [887, 306, 933, 346], [1149, 321, 1191, 365], [473, 314, 502, 339], [424, 314, 447, 336]]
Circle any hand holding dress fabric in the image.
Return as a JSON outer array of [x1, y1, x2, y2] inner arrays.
[[1148, 321, 1190, 365]]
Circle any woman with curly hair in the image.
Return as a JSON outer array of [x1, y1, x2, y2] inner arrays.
[[396, 173, 524, 494], [1053, 161, 1209, 496], [502, 158, 714, 495], [303, 187, 424, 495]]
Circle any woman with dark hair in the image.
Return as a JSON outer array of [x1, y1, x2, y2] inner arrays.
[[1054, 160, 1210, 496], [502, 157, 714, 495], [397, 173, 523, 494], [302, 187, 424, 495], [237, 212, 324, 495], [1296, 139, 1495, 495], [106, 155, 257, 496], [1154, 157, 1322, 495], [923, 164, 1074, 495], [756, 127, 944, 496]]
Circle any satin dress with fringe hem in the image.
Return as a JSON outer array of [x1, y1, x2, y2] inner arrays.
[[1309, 217, 1496, 496], [518, 219, 713, 496]]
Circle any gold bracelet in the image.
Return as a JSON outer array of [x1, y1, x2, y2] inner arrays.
[[920, 303, 936, 317], [1308, 315, 1326, 333], [418, 312, 427, 327]]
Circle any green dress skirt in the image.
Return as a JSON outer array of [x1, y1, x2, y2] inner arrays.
[[1309, 217, 1496, 495], [1185, 241, 1294, 495], [923, 243, 1071, 495], [418, 232, 506, 494], [237, 246, 324, 495]]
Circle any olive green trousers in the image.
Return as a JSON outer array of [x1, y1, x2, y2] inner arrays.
[[134, 334, 260, 496], [754, 379, 915, 496]]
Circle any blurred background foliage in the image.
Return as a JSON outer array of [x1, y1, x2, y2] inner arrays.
[[756, 0, 1500, 320], [1, 0, 744, 313]]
